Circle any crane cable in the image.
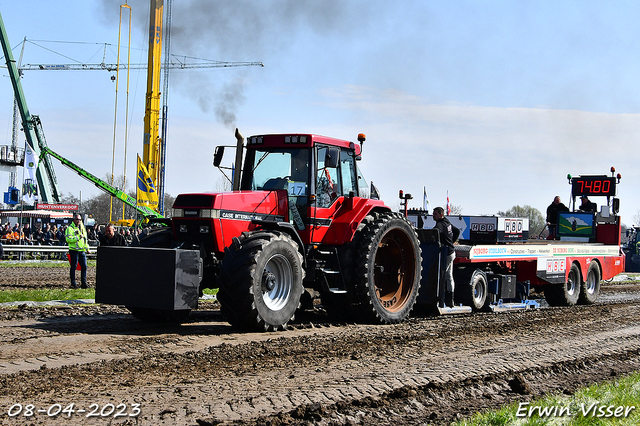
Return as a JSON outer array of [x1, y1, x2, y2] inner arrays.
[[121, 4, 132, 223], [110, 3, 132, 224]]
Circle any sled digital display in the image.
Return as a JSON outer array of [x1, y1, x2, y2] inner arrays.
[[571, 176, 616, 197]]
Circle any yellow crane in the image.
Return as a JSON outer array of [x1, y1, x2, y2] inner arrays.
[[141, 0, 163, 213], [139, 0, 263, 214]]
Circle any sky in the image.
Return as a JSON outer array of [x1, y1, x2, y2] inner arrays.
[[0, 1, 639, 225]]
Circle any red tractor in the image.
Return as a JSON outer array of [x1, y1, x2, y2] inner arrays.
[[96, 132, 422, 331]]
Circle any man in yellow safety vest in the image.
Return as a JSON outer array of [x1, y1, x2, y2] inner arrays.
[[65, 213, 90, 289]]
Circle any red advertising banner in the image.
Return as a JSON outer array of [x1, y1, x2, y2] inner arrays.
[[36, 203, 79, 211]]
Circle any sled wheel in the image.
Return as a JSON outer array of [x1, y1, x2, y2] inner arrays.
[[354, 212, 422, 323], [544, 262, 581, 306], [579, 261, 601, 304], [460, 269, 488, 311], [217, 231, 304, 331]]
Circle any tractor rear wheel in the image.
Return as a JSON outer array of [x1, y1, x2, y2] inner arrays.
[[354, 212, 422, 323], [217, 231, 304, 331], [578, 261, 601, 304]]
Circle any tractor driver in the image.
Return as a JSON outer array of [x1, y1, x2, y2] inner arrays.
[[290, 150, 309, 183]]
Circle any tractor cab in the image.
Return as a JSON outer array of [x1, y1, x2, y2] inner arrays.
[[215, 133, 368, 245]]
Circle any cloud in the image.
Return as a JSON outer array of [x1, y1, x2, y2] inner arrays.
[[312, 86, 640, 221]]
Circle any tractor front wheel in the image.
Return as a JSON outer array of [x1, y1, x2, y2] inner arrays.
[[217, 231, 304, 332]]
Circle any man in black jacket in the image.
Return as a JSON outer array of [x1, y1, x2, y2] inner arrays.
[[433, 206, 457, 307], [578, 196, 597, 213], [546, 196, 569, 240], [98, 224, 126, 247]]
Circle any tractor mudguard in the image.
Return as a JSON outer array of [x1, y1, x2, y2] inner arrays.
[[252, 219, 307, 267]]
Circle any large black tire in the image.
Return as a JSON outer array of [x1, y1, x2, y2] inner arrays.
[[217, 231, 305, 331], [578, 261, 601, 304], [544, 263, 581, 306], [353, 212, 422, 324], [455, 268, 488, 311]]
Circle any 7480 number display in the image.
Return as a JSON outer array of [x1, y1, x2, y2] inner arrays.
[[571, 176, 616, 197]]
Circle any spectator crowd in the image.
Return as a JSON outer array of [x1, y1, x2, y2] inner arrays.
[[0, 221, 139, 259]]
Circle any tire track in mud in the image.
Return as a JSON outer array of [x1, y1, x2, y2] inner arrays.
[[0, 271, 637, 425], [0, 299, 638, 425]]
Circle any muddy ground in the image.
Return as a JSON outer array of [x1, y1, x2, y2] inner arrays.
[[0, 264, 639, 425]]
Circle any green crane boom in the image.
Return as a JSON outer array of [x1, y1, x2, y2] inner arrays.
[[41, 147, 163, 221]]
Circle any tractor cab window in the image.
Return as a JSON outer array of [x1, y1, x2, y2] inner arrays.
[[245, 148, 310, 196], [316, 146, 341, 208], [339, 150, 358, 197], [243, 148, 310, 230], [356, 166, 369, 198]]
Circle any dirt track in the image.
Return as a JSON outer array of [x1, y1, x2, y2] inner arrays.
[[0, 265, 639, 425]]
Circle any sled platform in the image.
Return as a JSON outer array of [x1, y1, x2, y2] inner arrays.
[[436, 305, 473, 315], [488, 300, 540, 312]]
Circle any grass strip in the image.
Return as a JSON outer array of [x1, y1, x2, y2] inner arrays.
[[0, 287, 217, 304], [454, 371, 640, 425], [0, 288, 95, 303]]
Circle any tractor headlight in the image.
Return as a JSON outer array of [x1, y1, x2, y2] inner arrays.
[[200, 209, 220, 218]]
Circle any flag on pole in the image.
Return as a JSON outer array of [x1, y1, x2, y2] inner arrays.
[[370, 181, 380, 200], [22, 179, 38, 205], [446, 191, 451, 215], [24, 142, 37, 182], [423, 186, 429, 211], [23, 142, 39, 205], [137, 155, 158, 209]]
